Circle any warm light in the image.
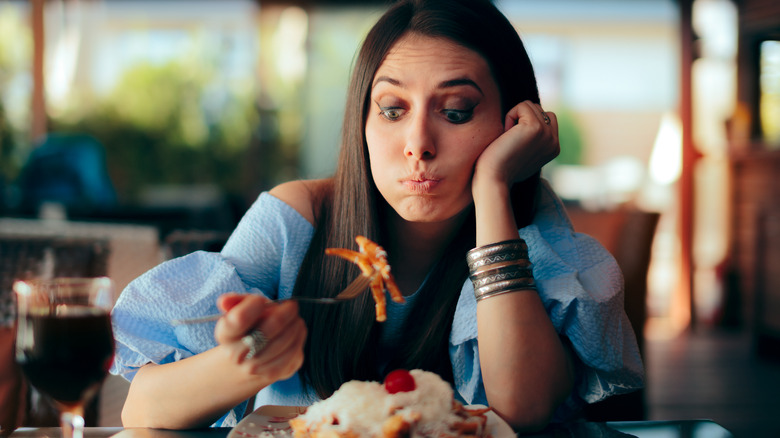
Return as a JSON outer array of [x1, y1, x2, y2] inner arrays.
[[274, 7, 308, 82], [45, 0, 83, 114], [649, 112, 682, 185], [13, 280, 32, 297], [760, 40, 780, 147]]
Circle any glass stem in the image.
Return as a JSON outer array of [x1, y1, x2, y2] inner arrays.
[[60, 405, 86, 438]]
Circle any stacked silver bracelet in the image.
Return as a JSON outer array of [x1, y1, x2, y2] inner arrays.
[[466, 239, 536, 302]]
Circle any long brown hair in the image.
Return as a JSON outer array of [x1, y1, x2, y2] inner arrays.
[[292, 0, 542, 398]]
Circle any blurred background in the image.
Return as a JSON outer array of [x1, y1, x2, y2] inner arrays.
[[0, 0, 778, 435]]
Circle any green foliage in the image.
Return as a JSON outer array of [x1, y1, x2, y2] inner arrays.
[[51, 61, 263, 202], [0, 100, 13, 180], [0, 4, 33, 183], [552, 106, 583, 166], [0, 5, 31, 71]]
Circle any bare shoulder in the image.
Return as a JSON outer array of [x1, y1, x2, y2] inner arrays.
[[268, 179, 330, 225]]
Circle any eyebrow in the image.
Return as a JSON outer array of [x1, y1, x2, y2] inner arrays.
[[439, 78, 483, 95], [372, 76, 484, 95]]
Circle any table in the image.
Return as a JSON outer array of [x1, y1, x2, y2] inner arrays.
[[0, 217, 162, 294], [0, 217, 161, 427], [9, 428, 227, 438], [9, 419, 735, 438]]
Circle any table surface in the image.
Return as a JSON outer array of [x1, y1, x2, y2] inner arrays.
[[0, 217, 162, 293], [10, 419, 735, 438]]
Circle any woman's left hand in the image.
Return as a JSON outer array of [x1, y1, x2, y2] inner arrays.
[[473, 100, 560, 191]]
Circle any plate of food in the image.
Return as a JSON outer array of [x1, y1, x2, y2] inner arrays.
[[228, 369, 513, 438]]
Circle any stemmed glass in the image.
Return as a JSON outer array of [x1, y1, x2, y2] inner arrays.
[[14, 277, 115, 438]]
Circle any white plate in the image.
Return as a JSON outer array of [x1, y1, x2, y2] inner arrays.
[[229, 405, 304, 437], [229, 405, 513, 438], [484, 408, 515, 438]]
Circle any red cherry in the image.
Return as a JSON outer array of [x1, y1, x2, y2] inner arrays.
[[384, 369, 416, 394]]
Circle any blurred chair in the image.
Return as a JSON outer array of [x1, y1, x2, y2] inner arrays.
[[566, 205, 660, 421], [15, 133, 117, 216], [163, 229, 230, 259], [0, 236, 110, 429]]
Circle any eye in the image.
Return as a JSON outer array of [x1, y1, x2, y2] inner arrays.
[[442, 109, 473, 124], [379, 106, 404, 121]]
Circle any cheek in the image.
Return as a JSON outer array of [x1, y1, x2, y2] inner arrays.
[[365, 128, 391, 187], [365, 118, 388, 158], [461, 127, 502, 161]]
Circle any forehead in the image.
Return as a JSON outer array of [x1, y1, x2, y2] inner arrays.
[[375, 33, 493, 83]]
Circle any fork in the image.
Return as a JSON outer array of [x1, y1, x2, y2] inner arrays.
[[171, 275, 373, 325]]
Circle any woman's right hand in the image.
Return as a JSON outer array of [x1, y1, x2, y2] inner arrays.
[[122, 295, 306, 429], [214, 293, 307, 386]]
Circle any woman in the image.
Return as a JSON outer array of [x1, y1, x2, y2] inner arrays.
[[112, 0, 643, 432]]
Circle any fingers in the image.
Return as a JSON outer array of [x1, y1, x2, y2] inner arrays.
[[214, 294, 272, 343], [475, 100, 559, 187], [216, 292, 247, 314], [244, 300, 302, 354], [503, 100, 557, 134], [536, 107, 558, 133], [242, 315, 307, 380], [505, 101, 560, 164], [214, 295, 307, 379]]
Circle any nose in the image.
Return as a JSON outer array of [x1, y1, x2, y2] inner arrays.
[[403, 112, 436, 159]]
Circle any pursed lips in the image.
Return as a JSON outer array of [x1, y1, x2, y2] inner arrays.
[[401, 175, 441, 194]]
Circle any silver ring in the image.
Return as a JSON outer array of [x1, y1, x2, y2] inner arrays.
[[241, 330, 268, 360], [542, 112, 551, 125]]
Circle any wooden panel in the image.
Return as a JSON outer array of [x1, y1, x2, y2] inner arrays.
[[739, 0, 780, 32], [729, 152, 780, 341], [730, 0, 780, 339], [30, 0, 46, 141], [757, 209, 780, 332]]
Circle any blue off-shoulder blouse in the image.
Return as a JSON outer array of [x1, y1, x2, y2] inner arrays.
[[110, 179, 644, 426]]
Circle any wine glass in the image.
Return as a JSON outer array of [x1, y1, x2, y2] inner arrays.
[[14, 277, 115, 438]]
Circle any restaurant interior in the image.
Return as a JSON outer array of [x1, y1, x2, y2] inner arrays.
[[0, 0, 779, 436]]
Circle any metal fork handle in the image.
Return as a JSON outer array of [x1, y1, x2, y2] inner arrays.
[[171, 276, 372, 326], [170, 297, 343, 326], [334, 274, 373, 299]]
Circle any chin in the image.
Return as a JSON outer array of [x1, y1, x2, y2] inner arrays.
[[401, 213, 447, 223], [392, 207, 442, 223], [395, 203, 468, 224]]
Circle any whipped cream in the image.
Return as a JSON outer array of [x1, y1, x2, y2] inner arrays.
[[295, 370, 464, 437]]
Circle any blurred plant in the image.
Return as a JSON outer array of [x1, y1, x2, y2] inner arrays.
[[0, 100, 13, 181], [0, 3, 33, 183], [51, 60, 266, 203], [552, 106, 584, 166]]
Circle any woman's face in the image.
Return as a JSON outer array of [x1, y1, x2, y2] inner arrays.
[[365, 33, 504, 223]]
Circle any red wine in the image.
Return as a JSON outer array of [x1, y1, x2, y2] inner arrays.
[[17, 306, 115, 405]]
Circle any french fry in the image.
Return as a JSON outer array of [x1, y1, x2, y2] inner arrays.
[[326, 236, 405, 322], [324, 248, 375, 277], [370, 280, 387, 322]]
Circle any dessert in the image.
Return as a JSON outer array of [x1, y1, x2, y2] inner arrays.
[[289, 369, 492, 438], [326, 236, 405, 322]]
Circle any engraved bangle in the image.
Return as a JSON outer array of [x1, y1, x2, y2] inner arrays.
[[466, 239, 528, 265], [468, 251, 530, 274], [474, 277, 536, 299], [470, 264, 533, 282], [475, 287, 537, 302], [469, 266, 533, 288], [469, 258, 531, 277]]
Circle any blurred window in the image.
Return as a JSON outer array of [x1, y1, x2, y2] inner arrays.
[[760, 40, 780, 148], [41, 0, 263, 204]]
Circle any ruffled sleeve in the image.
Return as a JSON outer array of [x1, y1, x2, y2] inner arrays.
[[109, 192, 314, 426], [449, 179, 644, 419]]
